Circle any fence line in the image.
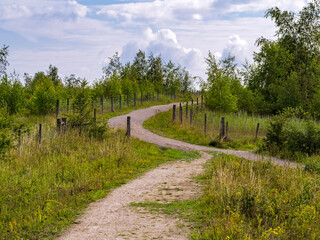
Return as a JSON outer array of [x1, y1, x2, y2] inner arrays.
[[171, 104, 266, 140], [11, 92, 201, 147]]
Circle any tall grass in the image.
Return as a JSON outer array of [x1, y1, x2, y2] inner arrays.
[[192, 154, 320, 239], [133, 154, 320, 239], [144, 107, 271, 150], [0, 119, 198, 239]]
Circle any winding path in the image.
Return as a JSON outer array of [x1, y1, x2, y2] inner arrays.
[[58, 103, 294, 240], [108, 103, 294, 167]]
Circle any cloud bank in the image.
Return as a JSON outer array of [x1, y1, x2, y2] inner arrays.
[[120, 28, 204, 77]]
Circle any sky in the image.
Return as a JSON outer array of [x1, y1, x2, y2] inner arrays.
[[0, 0, 308, 83]]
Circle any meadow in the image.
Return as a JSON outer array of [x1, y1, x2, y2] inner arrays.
[[144, 105, 271, 151], [0, 97, 199, 240], [134, 153, 320, 239]]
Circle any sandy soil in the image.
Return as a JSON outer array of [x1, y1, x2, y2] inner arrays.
[[58, 103, 294, 240]]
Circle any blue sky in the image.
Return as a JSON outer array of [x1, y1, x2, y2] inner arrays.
[[0, 0, 308, 82]]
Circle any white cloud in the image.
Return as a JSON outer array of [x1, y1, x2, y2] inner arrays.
[[192, 14, 203, 21], [222, 34, 248, 65], [0, 0, 88, 21], [97, 0, 215, 23], [226, 0, 306, 13], [120, 28, 205, 78]]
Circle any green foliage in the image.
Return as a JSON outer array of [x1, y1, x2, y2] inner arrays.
[[204, 52, 239, 113], [88, 124, 109, 140], [0, 128, 197, 239], [191, 154, 320, 239], [144, 107, 269, 151], [0, 45, 9, 76], [0, 74, 25, 115], [0, 108, 14, 158], [242, 1, 320, 115], [28, 75, 57, 115], [262, 108, 320, 157]]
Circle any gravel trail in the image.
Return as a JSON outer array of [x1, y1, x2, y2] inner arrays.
[[58, 103, 293, 240], [108, 103, 294, 167]]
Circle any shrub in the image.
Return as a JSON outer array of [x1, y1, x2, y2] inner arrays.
[[262, 110, 320, 158]]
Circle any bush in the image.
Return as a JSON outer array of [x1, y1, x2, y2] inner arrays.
[[28, 77, 57, 115], [88, 124, 109, 140], [262, 111, 320, 158]]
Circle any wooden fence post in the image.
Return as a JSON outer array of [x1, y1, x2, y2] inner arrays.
[[204, 113, 207, 136], [180, 103, 183, 123], [134, 93, 136, 106], [57, 118, 61, 133], [220, 117, 225, 139], [201, 95, 203, 109], [255, 123, 260, 139], [186, 102, 188, 118], [119, 94, 122, 109], [126, 116, 131, 137], [39, 124, 42, 143], [56, 100, 60, 118], [101, 97, 104, 113], [190, 108, 193, 125], [111, 96, 114, 112], [67, 98, 70, 113], [226, 122, 229, 139], [172, 105, 176, 121], [18, 129, 21, 145], [62, 117, 67, 133], [196, 98, 199, 111]]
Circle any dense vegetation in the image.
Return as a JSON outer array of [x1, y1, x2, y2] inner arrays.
[[203, 1, 320, 117]]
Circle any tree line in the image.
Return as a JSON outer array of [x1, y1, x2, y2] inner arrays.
[[203, 0, 320, 119], [0, 49, 194, 116]]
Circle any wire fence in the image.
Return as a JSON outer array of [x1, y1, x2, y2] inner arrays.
[[170, 103, 267, 140], [10, 92, 201, 147]]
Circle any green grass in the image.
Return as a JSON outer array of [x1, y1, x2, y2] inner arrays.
[[144, 107, 271, 151], [0, 124, 198, 239], [133, 154, 320, 239]]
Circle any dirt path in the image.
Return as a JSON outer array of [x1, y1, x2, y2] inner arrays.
[[108, 103, 294, 167], [58, 103, 294, 240], [58, 151, 212, 240]]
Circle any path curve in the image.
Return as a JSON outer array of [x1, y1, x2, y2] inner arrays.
[[108, 103, 295, 167], [58, 103, 295, 240]]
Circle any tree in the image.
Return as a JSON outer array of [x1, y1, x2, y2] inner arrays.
[[0, 45, 9, 77], [147, 53, 163, 93], [0, 73, 25, 115], [204, 52, 238, 112], [103, 52, 122, 79], [47, 65, 61, 86], [246, 1, 320, 114], [132, 50, 147, 86]]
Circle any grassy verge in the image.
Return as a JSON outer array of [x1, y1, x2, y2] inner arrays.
[[0, 127, 198, 239], [144, 108, 270, 151], [133, 154, 320, 239]]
